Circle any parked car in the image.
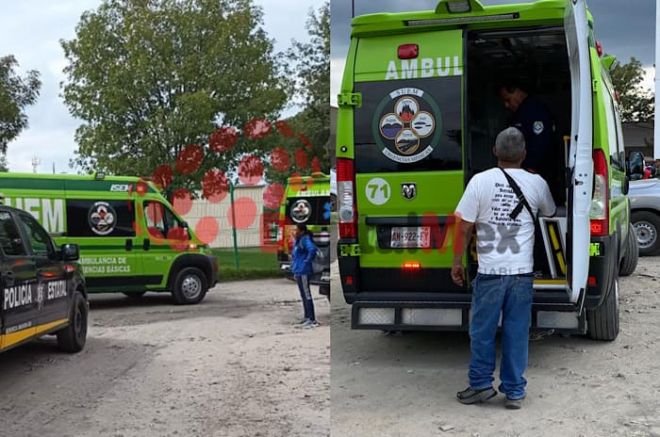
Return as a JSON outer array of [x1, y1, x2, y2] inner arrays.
[[629, 177, 660, 256], [0, 203, 87, 353]]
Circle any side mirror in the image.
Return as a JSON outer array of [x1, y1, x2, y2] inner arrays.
[[627, 151, 645, 176], [61, 244, 80, 261]]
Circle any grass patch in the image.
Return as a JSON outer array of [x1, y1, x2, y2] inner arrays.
[[211, 247, 283, 282]]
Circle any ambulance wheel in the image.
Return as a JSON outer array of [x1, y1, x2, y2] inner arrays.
[[319, 284, 330, 302], [587, 271, 619, 341], [123, 291, 147, 298], [619, 224, 639, 277], [57, 291, 88, 353], [172, 267, 207, 305]]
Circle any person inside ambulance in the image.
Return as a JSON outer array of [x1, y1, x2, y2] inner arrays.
[[498, 81, 555, 184]]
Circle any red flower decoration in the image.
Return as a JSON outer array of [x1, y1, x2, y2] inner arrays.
[[151, 164, 173, 190], [275, 121, 294, 138], [202, 168, 229, 203], [176, 144, 204, 175], [263, 183, 285, 210], [244, 118, 271, 140], [311, 156, 321, 173], [270, 147, 290, 173], [209, 127, 238, 153], [238, 155, 264, 186], [295, 148, 308, 170]]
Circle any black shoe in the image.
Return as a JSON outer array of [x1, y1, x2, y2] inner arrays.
[[505, 397, 524, 409], [456, 386, 497, 405]]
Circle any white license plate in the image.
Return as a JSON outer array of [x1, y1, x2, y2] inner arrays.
[[390, 227, 431, 248]]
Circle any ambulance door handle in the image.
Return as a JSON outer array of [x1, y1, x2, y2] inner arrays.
[[125, 239, 133, 251], [143, 239, 150, 251]]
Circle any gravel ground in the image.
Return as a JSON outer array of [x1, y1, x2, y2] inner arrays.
[[331, 258, 660, 437], [0, 278, 330, 437]]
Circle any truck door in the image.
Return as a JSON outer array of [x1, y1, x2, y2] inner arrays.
[[140, 200, 189, 287], [0, 210, 39, 349], [16, 212, 69, 325], [565, 0, 594, 308]]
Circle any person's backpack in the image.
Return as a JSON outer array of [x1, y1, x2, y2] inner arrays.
[[311, 243, 328, 275]]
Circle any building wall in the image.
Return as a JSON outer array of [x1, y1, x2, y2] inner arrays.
[[182, 185, 267, 248]]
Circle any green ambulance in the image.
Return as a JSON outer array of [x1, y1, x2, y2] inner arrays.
[[277, 173, 332, 296], [336, 0, 638, 340], [0, 173, 218, 304]]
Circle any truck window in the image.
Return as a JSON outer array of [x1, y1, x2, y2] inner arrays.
[[0, 212, 27, 257], [66, 200, 136, 237], [17, 212, 53, 258], [144, 201, 186, 240]]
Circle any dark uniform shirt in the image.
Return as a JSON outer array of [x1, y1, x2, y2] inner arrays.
[[510, 95, 554, 178]]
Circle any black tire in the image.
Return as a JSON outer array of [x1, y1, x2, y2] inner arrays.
[[171, 267, 208, 305], [631, 211, 660, 256], [57, 291, 88, 353], [123, 291, 147, 298], [620, 223, 639, 276], [587, 268, 619, 341], [319, 284, 330, 302]]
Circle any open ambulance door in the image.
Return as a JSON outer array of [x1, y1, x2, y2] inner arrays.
[[565, 0, 593, 312]]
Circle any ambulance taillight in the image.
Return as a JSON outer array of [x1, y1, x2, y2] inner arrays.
[[590, 149, 609, 237], [337, 158, 357, 239]]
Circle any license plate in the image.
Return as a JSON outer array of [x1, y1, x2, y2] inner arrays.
[[390, 227, 431, 248]]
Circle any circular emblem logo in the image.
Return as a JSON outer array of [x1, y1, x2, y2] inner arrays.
[[372, 87, 442, 164], [533, 121, 544, 135], [88, 202, 117, 236], [290, 199, 312, 224]]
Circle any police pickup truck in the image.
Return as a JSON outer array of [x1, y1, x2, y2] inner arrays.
[[0, 203, 87, 353]]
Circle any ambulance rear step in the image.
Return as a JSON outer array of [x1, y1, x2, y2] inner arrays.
[[351, 302, 584, 333]]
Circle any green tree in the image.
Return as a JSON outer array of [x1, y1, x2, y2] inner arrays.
[[609, 57, 654, 123], [267, 1, 329, 185], [62, 0, 289, 190], [0, 153, 8, 172], [0, 55, 41, 153]]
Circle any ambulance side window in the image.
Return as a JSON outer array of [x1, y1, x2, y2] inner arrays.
[[144, 201, 185, 239], [0, 212, 27, 257], [17, 212, 53, 258]]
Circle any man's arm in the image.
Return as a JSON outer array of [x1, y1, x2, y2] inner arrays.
[[538, 180, 557, 218], [451, 219, 474, 287]]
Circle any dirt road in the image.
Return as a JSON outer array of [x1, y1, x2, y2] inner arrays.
[[0, 278, 330, 437], [331, 258, 660, 437]]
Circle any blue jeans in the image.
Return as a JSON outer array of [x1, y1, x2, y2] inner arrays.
[[469, 273, 533, 400], [295, 275, 316, 321]]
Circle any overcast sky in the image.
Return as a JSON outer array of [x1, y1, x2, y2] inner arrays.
[[331, 0, 657, 105], [0, 0, 320, 173]]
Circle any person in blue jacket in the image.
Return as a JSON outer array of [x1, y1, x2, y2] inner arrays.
[[291, 224, 319, 328]]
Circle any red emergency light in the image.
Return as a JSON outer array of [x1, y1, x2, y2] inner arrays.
[[398, 44, 419, 59]]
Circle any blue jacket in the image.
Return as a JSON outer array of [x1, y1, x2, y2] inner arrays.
[[291, 233, 317, 276]]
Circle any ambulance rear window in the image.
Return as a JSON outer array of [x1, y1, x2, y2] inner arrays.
[[353, 78, 462, 173]]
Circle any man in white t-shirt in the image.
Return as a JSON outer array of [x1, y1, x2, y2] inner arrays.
[[452, 127, 556, 410]]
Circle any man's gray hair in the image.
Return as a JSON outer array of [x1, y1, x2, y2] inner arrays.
[[495, 127, 526, 162]]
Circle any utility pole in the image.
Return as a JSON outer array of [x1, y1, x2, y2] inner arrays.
[[31, 156, 41, 174]]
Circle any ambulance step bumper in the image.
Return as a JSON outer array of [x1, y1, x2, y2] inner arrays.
[[351, 301, 585, 334]]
